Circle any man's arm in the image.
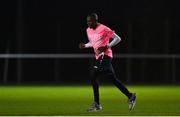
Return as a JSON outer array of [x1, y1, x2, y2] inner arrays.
[[97, 33, 121, 53], [107, 33, 121, 48], [85, 42, 92, 48], [79, 42, 92, 49]]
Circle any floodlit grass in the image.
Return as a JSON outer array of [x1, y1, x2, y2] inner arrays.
[[0, 85, 180, 116]]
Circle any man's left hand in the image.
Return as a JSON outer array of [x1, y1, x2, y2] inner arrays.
[[97, 45, 109, 54]]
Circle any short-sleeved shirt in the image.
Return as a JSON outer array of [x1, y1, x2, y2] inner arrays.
[[86, 23, 114, 59]]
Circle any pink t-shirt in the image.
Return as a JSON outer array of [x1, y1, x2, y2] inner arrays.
[[86, 23, 114, 59]]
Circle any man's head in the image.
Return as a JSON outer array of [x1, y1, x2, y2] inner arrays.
[[87, 13, 98, 29]]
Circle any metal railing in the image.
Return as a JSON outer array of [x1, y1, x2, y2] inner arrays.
[[0, 53, 178, 84]]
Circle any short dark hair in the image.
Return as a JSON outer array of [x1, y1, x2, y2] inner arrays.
[[88, 13, 98, 21]]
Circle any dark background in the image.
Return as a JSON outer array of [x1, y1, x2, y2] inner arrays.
[[0, 0, 180, 85]]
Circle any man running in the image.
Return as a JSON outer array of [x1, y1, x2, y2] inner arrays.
[[79, 13, 136, 112]]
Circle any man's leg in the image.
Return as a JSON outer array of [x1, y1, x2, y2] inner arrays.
[[105, 67, 132, 99], [91, 67, 100, 104], [87, 67, 102, 112], [104, 64, 136, 110]]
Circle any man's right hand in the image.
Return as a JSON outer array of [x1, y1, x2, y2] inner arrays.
[[79, 43, 85, 49]]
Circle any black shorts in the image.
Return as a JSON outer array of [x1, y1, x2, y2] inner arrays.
[[94, 55, 113, 72]]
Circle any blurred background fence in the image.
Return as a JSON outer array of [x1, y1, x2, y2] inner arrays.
[[1, 0, 180, 85]]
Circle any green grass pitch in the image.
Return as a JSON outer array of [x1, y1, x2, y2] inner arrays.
[[0, 85, 180, 116]]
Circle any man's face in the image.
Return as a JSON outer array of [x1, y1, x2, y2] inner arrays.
[[87, 16, 97, 29]]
